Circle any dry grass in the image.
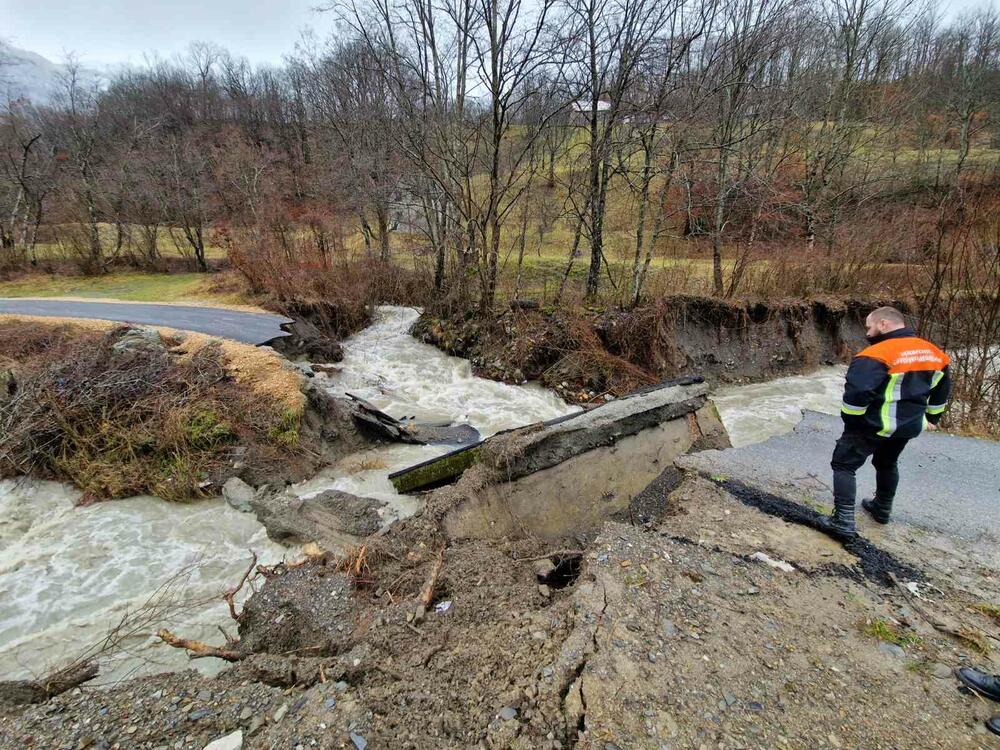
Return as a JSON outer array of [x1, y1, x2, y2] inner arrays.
[[0, 314, 304, 414], [0, 318, 308, 501]]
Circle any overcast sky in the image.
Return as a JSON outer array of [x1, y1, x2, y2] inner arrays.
[[1, 0, 336, 66], [1, 0, 994, 67]]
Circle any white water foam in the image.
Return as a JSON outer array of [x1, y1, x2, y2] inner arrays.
[[299, 306, 579, 514], [0, 479, 288, 682], [713, 366, 846, 447]]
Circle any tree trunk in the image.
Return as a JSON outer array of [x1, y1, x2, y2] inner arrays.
[[555, 219, 584, 305], [376, 205, 391, 263], [585, 6, 602, 300], [630, 141, 655, 306], [514, 196, 531, 299], [634, 149, 677, 307]]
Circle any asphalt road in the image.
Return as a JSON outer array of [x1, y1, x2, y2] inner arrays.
[[0, 298, 292, 346], [683, 410, 999, 544]]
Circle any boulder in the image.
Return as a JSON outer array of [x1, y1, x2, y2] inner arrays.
[[251, 488, 386, 547], [110, 327, 165, 356], [222, 477, 256, 513]]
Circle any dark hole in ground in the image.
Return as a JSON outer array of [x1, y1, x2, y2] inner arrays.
[[542, 554, 583, 589], [710, 476, 925, 587]]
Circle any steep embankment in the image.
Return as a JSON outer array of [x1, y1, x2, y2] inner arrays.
[[0, 316, 363, 501], [414, 296, 885, 402]]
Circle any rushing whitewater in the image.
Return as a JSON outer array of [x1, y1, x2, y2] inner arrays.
[[0, 305, 847, 684], [0, 480, 287, 681], [714, 366, 846, 447], [0, 307, 579, 683], [294, 306, 579, 512]]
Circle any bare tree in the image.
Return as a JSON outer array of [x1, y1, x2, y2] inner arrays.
[[298, 40, 405, 262], [558, 0, 679, 298], [0, 103, 53, 265], [697, 0, 801, 295], [795, 0, 920, 252]]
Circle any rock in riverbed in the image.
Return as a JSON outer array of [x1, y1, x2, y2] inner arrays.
[[251, 487, 386, 547], [222, 477, 256, 513]]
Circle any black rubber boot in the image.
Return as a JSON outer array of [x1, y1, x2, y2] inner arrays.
[[988, 716, 1000, 737], [862, 497, 893, 524], [957, 668, 1000, 702], [818, 497, 858, 542]]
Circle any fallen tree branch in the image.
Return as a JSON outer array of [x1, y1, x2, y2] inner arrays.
[[157, 629, 243, 662], [886, 573, 995, 648], [224, 551, 258, 621], [0, 660, 98, 706], [419, 548, 445, 609]]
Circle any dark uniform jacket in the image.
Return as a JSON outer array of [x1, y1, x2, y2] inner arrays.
[[840, 327, 951, 440]]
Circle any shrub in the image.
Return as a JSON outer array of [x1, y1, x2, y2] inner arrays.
[[0, 323, 307, 502]]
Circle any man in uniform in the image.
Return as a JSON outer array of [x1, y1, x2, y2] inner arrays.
[[820, 306, 951, 541]]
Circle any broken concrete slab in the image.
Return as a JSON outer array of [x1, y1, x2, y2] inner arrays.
[[430, 380, 729, 540], [346, 393, 480, 446], [390, 378, 727, 494], [389, 443, 485, 494]]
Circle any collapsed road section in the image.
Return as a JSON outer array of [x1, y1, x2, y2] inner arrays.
[[390, 377, 730, 539]]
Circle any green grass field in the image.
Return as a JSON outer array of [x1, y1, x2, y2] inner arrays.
[[0, 272, 237, 304]]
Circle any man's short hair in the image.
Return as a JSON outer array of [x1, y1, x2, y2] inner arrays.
[[868, 306, 906, 326]]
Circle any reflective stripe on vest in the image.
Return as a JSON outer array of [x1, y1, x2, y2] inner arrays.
[[878, 373, 904, 436], [927, 370, 947, 414], [841, 401, 868, 415]]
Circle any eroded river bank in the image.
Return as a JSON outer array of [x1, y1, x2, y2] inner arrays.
[[2, 306, 998, 749], [0, 307, 849, 682], [0, 308, 876, 677]]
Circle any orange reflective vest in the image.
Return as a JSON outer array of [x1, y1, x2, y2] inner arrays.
[[840, 327, 951, 439]]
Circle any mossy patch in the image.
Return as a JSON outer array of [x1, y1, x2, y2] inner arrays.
[[861, 618, 923, 648]]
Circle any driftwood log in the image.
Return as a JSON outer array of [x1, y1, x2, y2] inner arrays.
[[0, 660, 98, 706]]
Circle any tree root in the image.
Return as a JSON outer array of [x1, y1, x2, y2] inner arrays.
[[157, 629, 243, 662]]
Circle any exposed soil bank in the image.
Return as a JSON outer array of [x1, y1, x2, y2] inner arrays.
[[3, 473, 996, 748], [264, 298, 374, 362], [414, 296, 895, 402]]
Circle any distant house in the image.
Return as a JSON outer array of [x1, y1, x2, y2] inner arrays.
[[571, 98, 612, 113], [569, 98, 613, 125]]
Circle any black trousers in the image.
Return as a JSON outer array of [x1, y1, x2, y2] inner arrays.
[[831, 430, 909, 507]]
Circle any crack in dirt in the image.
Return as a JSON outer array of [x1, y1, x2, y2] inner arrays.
[[709, 477, 925, 585], [558, 580, 610, 748]]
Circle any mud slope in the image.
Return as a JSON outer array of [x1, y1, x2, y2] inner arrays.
[[415, 296, 890, 400]]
